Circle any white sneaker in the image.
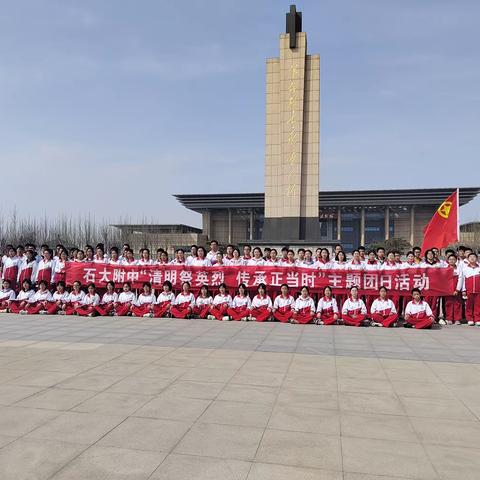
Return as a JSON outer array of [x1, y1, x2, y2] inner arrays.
[[476, 322, 480, 327], [58, 310, 65, 315], [248, 316, 255, 321], [143, 313, 150, 317], [207, 315, 215, 320], [317, 320, 324, 325], [222, 316, 230, 321], [19, 310, 27, 315], [241, 317, 247, 321], [446, 320, 453, 325], [468, 321, 475, 326], [438, 319, 447, 326], [455, 321, 461, 325], [39, 310, 47, 315]]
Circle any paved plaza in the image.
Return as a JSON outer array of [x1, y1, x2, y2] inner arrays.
[[0, 315, 480, 479]]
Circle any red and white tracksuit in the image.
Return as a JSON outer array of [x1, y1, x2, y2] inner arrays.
[[76, 293, 101, 316], [273, 294, 295, 323], [131, 293, 156, 317], [293, 296, 316, 324], [64, 290, 86, 315], [370, 298, 398, 327], [34, 259, 55, 285], [95, 292, 119, 316], [316, 297, 339, 325], [342, 297, 368, 326], [26, 290, 53, 314], [404, 300, 434, 329], [444, 266, 464, 322], [153, 291, 175, 318], [51, 260, 66, 284], [8, 289, 35, 313], [209, 294, 233, 320], [250, 295, 273, 322], [193, 295, 213, 318], [115, 291, 137, 316], [17, 260, 38, 285], [2, 257, 20, 290], [461, 262, 480, 323], [170, 292, 195, 319], [227, 294, 252, 321], [0, 289, 16, 310]]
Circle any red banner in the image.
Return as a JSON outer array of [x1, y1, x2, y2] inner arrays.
[[65, 263, 455, 297]]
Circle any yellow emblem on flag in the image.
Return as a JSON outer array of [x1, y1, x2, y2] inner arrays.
[[437, 201, 452, 219]]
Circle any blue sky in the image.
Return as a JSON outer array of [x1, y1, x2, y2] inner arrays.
[[1, 0, 479, 227]]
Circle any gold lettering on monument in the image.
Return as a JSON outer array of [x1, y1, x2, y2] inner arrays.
[[286, 63, 299, 197]]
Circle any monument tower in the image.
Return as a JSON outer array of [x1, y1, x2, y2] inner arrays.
[[262, 5, 320, 241]]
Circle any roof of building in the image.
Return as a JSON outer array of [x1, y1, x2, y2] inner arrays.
[[174, 187, 480, 212], [111, 224, 202, 234]]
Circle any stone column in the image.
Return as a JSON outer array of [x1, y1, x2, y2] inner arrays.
[[385, 206, 390, 241]]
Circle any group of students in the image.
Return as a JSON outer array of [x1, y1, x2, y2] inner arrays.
[[0, 275, 434, 329], [1, 240, 480, 327]]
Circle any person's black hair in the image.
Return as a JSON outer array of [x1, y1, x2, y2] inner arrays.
[[387, 250, 395, 256], [197, 246, 207, 256], [334, 243, 342, 249], [376, 247, 385, 253], [87, 282, 96, 290], [243, 244, 252, 250], [352, 249, 360, 255], [457, 245, 467, 252], [123, 282, 132, 289], [190, 244, 198, 249], [467, 251, 478, 257], [305, 249, 312, 255], [218, 282, 227, 290], [298, 248, 305, 254], [257, 283, 267, 292], [264, 247, 271, 252], [22, 279, 32, 289], [156, 248, 165, 253], [233, 247, 241, 255], [378, 286, 388, 293], [406, 250, 414, 257], [287, 249, 294, 255], [163, 280, 173, 290], [182, 281, 191, 288], [142, 282, 152, 289], [85, 244, 94, 251], [210, 240, 218, 245], [253, 247, 263, 255], [38, 280, 48, 288], [349, 285, 359, 291], [96, 243, 104, 250], [358, 245, 366, 250], [367, 249, 376, 255], [176, 248, 185, 254], [271, 248, 278, 254], [110, 246, 119, 254], [300, 285, 310, 293], [122, 243, 130, 248], [447, 253, 457, 260], [105, 280, 115, 289], [237, 283, 248, 295], [280, 283, 289, 290], [281, 246, 288, 252], [199, 284, 209, 295], [335, 251, 346, 261], [411, 287, 421, 295], [323, 285, 332, 294], [413, 246, 421, 252], [142, 248, 150, 255]]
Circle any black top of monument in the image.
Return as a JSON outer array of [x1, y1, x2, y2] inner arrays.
[[286, 5, 302, 49]]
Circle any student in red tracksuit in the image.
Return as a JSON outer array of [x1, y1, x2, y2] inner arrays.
[[95, 281, 118, 316], [192, 285, 213, 319], [26, 280, 53, 314], [461, 252, 480, 326], [114, 282, 136, 316], [370, 286, 399, 328], [444, 254, 464, 325], [292, 286, 316, 324], [249, 283, 273, 322], [227, 283, 252, 321], [316, 286, 339, 325], [272, 284, 295, 323], [2, 246, 19, 291], [153, 281, 175, 318], [131, 282, 156, 317], [404, 288, 435, 329], [9, 279, 35, 314], [17, 250, 38, 286], [170, 282, 195, 319], [341, 286, 368, 327], [208, 283, 233, 321], [64, 281, 85, 315], [76, 283, 101, 316], [46, 281, 70, 315]]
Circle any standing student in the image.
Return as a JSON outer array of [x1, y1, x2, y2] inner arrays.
[[224, 245, 234, 263], [47, 281, 70, 315], [404, 288, 435, 329], [370, 286, 398, 327], [422, 249, 442, 319], [291, 286, 316, 324], [114, 282, 137, 316], [8, 279, 35, 314], [94, 246, 107, 264], [189, 247, 211, 267], [342, 286, 368, 327], [131, 282, 156, 317], [170, 249, 186, 265], [185, 245, 198, 266], [26, 280, 53, 314], [208, 283, 233, 321], [381, 251, 401, 310], [52, 250, 69, 285], [35, 248, 55, 285], [84, 245, 95, 262], [316, 286, 339, 325], [2, 246, 19, 291], [153, 281, 175, 318], [17, 250, 38, 286], [247, 247, 265, 266], [228, 248, 243, 266], [215, 252, 225, 266], [138, 249, 153, 266], [193, 285, 213, 319], [376, 247, 386, 265], [314, 248, 331, 269], [242, 245, 252, 264], [249, 283, 273, 322], [64, 281, 86, 315], [348, 250, 364, 271], [96, 281, 118, 316], [227, 283, 252, 321], [108, 247, 121, 265], [207, 240, 220, 265], [272, 284, 295, 323], [461, 252, 480, 326], [170, 282, 195, 319], [122, 249, 137, 266], [76, 283, 101, 317], [265, 248, 280, 266], [444, 254, 464, 325], [0, 279, 16, 312]]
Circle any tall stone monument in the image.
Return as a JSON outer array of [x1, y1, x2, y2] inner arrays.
[[262, 5, 320, 242]]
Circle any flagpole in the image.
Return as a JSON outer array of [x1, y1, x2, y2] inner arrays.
[[457, 187, 460, 242]]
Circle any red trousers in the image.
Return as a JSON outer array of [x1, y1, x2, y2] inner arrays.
[[424, 296, 439, 318], [115, 302, 132, 316], [250, 306, 271, 322], [131, 304, 152, 317], [8, 300, 30, 314], [465, 293, 480, 322], [153, 301, 171, 318], [170, 303, 192, 319], [227, 306, 250, 321], [0, 301, 10, 310], [209, 304, 229, 320], [192, 305, 210, 319], [343, 314, 367, 327], [273, 306, 293, 323], [76, 305, 97, 316], [365, 295, 376, 312], [45, 302, 62, 315], [371, 312, 398, 328], [26, 301, 50, 314], [444, 296, 463, 322], [292, 307, 315, 324], [95, 303, 114, 316], [319, 313, 338, 325], [407, 313, 434, 329]]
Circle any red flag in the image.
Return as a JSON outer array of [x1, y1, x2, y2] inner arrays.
[[421, 189, 459, 252]]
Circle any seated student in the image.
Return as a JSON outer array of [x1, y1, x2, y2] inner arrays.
[[404, 288, 435, 329], [370, 286, 398, 327], [208, 283, 233, 321], [76, 283, 100, 317], [170, 282, 195, 319], [153, 281, 175, 318], [227, 283, 251, 321], [272, 283, 295, 323], [47, 281, 70, 315], [95, 281, 118, 316], [26, 280, 53, 314], [131, 282, 156, 317], [316, 285, 339, 325], [8, 279, 35, 314], [193, 285, 213, 319], [64, 280, 86, 315], [114, 282, 137, 316], [342, 286, 368, 326], [292, 286, 316, 324], [444, 253, 464, 325], [0, 280, 15, 313], [250, 283, 273, 322]]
